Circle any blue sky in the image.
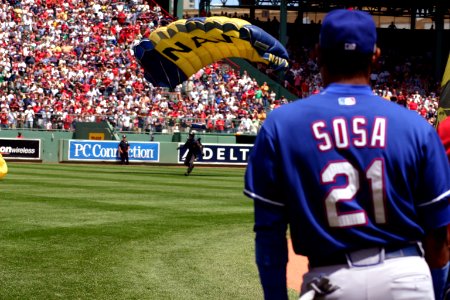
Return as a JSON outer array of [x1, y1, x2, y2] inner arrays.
[[209, 0, 239, 6]]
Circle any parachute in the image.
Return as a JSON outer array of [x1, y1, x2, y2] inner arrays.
[[133, 16, 289, 89], [0, 153, 7, 179]]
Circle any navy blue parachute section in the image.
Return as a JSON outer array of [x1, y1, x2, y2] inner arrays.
[[134, 40, 188, 89]]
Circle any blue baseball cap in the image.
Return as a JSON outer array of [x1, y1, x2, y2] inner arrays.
[[320, 9, 377, 54]]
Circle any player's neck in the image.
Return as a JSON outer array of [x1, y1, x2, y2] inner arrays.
[[324, 76, 370, 87]]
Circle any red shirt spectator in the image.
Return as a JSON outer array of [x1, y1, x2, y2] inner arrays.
[[408, 101, 418, 111], [437, 117, 450, 161], [215, 118, 225, 132], [118, 12, 127, 25], [0, 112, 8, 127]]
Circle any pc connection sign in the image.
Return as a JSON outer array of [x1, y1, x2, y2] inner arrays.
[[0, 138, 41, 160], [68, 140, 160, 162]]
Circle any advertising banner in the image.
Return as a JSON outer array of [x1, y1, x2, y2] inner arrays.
[[0, 138, 41, 160], [68, 140, 160, 162], [178, 143, 253, 165]]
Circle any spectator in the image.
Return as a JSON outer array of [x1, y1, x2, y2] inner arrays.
[[437, 117, 450, 161], [24, 105, 34, 128]]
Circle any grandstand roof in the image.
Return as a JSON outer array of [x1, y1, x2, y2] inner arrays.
[[226, 0, 450, 18]]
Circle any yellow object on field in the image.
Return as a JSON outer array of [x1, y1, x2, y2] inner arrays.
[[0, 153, 7, 179]]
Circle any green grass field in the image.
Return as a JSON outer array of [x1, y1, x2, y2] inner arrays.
[[0, 163, 300, 299]]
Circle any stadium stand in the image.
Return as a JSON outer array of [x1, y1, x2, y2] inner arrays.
[[0, 0, 444, 135]]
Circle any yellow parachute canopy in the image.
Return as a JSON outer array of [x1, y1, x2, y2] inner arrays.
[[134, 16, 289, 89]]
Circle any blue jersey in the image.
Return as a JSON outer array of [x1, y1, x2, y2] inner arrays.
[[244, 84, 450, 259]]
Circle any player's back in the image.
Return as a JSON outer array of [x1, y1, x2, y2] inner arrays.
[[257, 84, 449, 258]]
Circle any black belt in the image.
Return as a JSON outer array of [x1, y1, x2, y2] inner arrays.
[[308, 244, 422, 268]]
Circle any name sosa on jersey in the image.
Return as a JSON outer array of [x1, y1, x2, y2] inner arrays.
[[310, 116, 388, 228], [312, 117, 386, 150]]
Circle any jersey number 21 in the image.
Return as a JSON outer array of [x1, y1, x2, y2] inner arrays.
[[321, 159, 386, 228]]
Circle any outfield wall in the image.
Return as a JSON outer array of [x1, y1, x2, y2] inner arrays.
[[0, 131, 71, 162], [0, 130, 254, 164]]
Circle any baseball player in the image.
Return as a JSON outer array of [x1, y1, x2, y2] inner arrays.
[[177, 131, 203, 176], [244, 9, 450, 300]]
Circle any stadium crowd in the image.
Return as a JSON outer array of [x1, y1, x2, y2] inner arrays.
[[0, 0, 443, 135]]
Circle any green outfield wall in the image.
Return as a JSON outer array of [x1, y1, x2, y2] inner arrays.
[[0, 129, 253, 164]]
